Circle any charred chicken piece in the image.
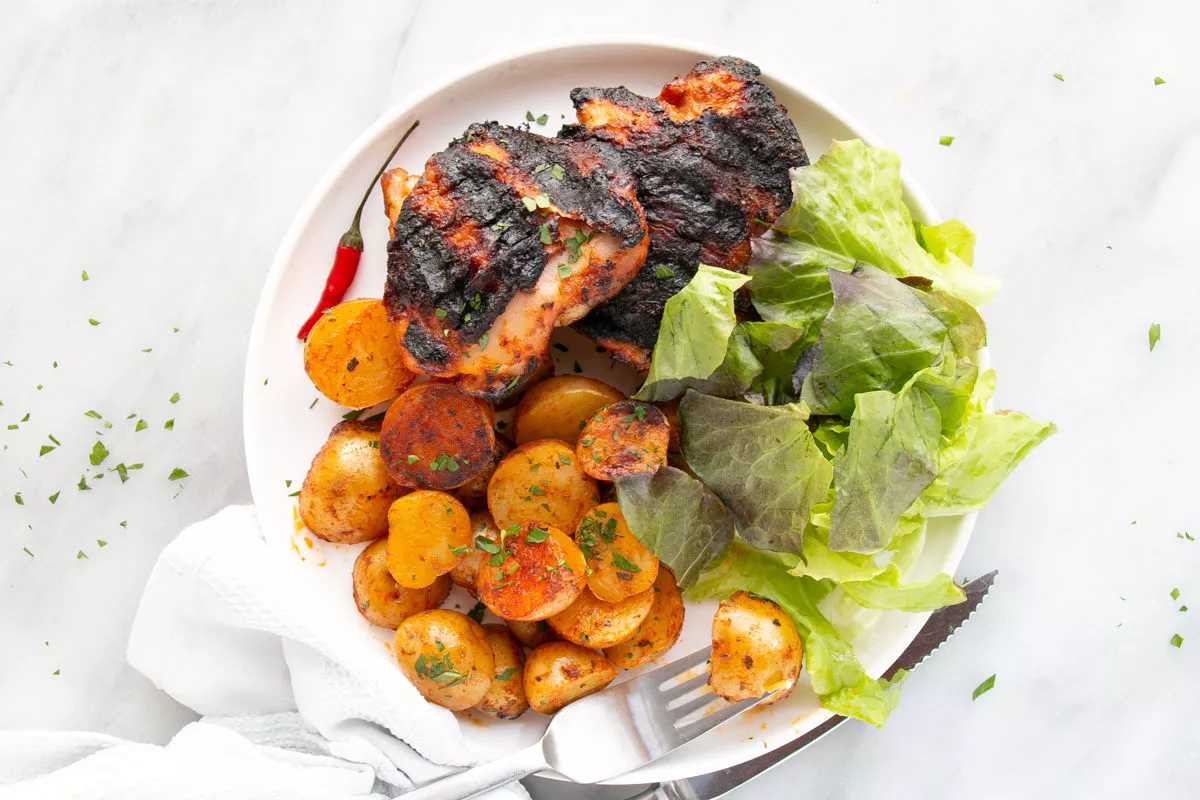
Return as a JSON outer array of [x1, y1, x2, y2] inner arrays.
[[561, 56, 809, 367], [383, 122, 649, 401]]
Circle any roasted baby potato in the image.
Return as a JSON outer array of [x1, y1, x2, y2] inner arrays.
[[476, 522, 587, 622], [299, 421, 407, 544], [604, 567, 685, 669], [547, 586, 655, 649], [474, 624, 529, 720], [448, 510, 500, 597], [505, 619, 556, 649], [487, 440, 599, 532], [451, 436, 512, 511], [494, 357, 553, 412], [353, 539, 451, 629], [709, 591, 802, 703], [577, 401, 669, 481], [512, 376, 626, 446], [657, 399, 681, 454], [303, 298, 415, 408], [524, 642, 618, 715], [386, 490, 471, 589], [394, 609, 494, 711], [575, 503, 659, 602], [379, 382, 495, 491]]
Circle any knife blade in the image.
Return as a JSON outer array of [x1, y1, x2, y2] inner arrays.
[[522, 570, 997, 800]]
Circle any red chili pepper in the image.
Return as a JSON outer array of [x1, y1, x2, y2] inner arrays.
[[297, 120, 420, 340]]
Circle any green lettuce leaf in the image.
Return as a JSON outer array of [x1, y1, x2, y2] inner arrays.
[[747, 236, 854, 329], [775, 139, 998, 306], [614, 466, 735, 588], [680, 391, 832, 555], [739, 321, 813, 405], [689, 542, 903, 726], [634, 265, 751, 402], [907, 356, 979, 436], [799, 264, 950, 419], [840, 565, 965, 612]]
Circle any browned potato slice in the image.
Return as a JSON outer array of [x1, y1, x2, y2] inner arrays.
[[381, 168, 418, 239], [476, 523, 586, 622], [474, 624, 529, 719], [386, 490, 471, 589], [303, 299, 416, 408], [452, 436, 512, 511], [575, 503, 659, 602], [448, 510, 499, 597], [353, 539, 451, 629], [576, 401, 669, 481], [505, 619, 556, 649], [604, 567, 685, 669], [487, 440, 599, 532], [547, 586, 655, 649], [379, 382, 496, 491], [709, 591, 802, 704], [299, 421, 406, 544], [524, 642, 617, 714], [394, 609, 494, 711], [512, 376, 626, 446]]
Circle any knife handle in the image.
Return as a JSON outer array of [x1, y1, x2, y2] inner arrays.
[[406, 743, 548, 800]]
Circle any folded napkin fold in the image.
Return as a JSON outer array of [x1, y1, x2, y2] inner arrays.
[[0, 506, 529, 799]]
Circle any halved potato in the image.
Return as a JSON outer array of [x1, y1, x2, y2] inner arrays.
[[299, 421, 406, 544], [379, 382, 495, 491], [452, 436, 512, 511], [386, 490, 471, 589], [303, 298, 415, 408], [474, 624, 528, 720], [512, 376, 626, 446], [576, 401, 669, 481], [709, 591, 802, 704], [353, 539, 451, 629], [448, 510, 499, 597], [604, 567, 685, 669], [487, 439, 599, 532], [524, 642, 617, 714], [505, 619, 556, 649], [574, 503, 659, 602], [476, 522, 586, 622], [546, 586, 655, 649], [394, 609, 493, 711]]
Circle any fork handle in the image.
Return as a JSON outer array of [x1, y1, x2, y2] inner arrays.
[[404, 742, 549, 800]]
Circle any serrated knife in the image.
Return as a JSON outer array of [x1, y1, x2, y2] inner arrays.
[[522, 570, 997, 800]]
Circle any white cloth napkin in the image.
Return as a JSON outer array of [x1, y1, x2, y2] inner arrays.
[[0, 506, 530, 800]]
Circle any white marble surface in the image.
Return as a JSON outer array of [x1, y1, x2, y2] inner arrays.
[[2, 1, 1198, 796]]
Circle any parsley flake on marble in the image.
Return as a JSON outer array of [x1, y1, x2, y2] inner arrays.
[[971, 674, 996, 700]]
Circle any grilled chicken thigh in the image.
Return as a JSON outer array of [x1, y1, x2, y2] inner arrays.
[[383, 122, 649, 400], [561, 57, 808, 367]]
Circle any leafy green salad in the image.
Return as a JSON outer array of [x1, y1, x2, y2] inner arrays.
[[613, 139, 1055, 725]]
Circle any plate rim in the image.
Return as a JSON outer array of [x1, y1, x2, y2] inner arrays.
[[242, 34, 977, 783]]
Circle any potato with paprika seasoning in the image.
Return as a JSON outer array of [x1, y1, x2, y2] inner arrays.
[[451, 436, 512, 511], [603, 567, 685, 669], [512, 376, 626, 446], [487, 440, 599, 533], [546, 586, 655, 649], [476, 522, 586, 622], [708, 591, 802, 704], [303, 298, 415, 408], [379, 382, 495, 491], [505, 619, 556, 649], [473, 624, 529, 720], [524, 642, 618, 715], [299, 421, 406, 544], [394, 609, 494, 711], [386, 490, 471, 589], [448, 510, 499, 597], [574, 503, 658, 602], [576, 401, 669, 481], [352, 538, 451, 629]]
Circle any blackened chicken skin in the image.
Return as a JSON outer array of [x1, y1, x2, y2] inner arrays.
[[383, 122, 649, 400], [561, 56, 809, 368]]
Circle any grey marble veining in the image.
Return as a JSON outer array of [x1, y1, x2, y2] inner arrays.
[[2, 1, 1198, 797]]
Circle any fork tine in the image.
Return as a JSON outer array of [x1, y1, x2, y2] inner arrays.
[[661, 671, 711, 704], [668, 688, 721, 719], [673, 693, 772, 741], [646, 645, 711, 682]]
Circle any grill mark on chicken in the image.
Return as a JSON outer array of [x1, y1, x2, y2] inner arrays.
[[384, 122, 648, 400], [561, 57, 808, 366]]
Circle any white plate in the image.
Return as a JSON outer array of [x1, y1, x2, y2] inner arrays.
[[243, 37, 979, 784]]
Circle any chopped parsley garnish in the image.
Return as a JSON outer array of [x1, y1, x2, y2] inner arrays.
[[505, 376, 521, 391], [48, 491, 60, 504], [114, 463, 130, 483], [525, 526, 549, 543], [169, 392, 181, 404], [23, 547, 33, 558], [81, 270, 89, 281], [525, 111, 535, 121], [449, 544, 469, 557], [496, 667, 518, 681], [77, 550, 88, 560], [39, 445, 56, 457], [429, 454, 459, 472], [654, 264, 675, 279], [435, 307, 448, 321], [1171, 587, 1181, 600], [85, 410, 102, 419], [580, 437, 594, 447], [1149, 322, 1161, 351], [550, 164, 565, 181], [13, 492, 23, 505], [89, 441, 109, 466], [621, 405, 648, 424], [467, 600, 487, 623], [534, 193, 550, 209], [1155, 76, 1166, 86], [88, 318, 101, 326], [135, 419, 148, 432], [97, 540, 107, 548], [971, 674, 996, 700], [1052, 73, 1064, 81], [558, 264, 571, 279], [522, 196, 538, 212], [475, 536, 500, 554], [77, 475, 90, 491], [1170, 633, 1183, 648], [536, 113, 548, 126], [539, 223, 552, 245], [491, 221, 511, 231], [414, 652, 469, 686], [406, 454, 420, 464], [939, 136, 955, 147], [529, 484, 546, 496], [533, 163, 550, 174], [610, 552, 642, 573], [285, 479, 292, 488], [168, 467, 189, 481], [164, 418, 175, 430], [308, 398, 318, 410], [486, 551, 507, 567]]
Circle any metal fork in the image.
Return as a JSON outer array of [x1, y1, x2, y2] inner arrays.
[[404, 646, 775, 800]]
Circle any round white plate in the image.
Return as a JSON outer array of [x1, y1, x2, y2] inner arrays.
[[243, 37, 978, 784]]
